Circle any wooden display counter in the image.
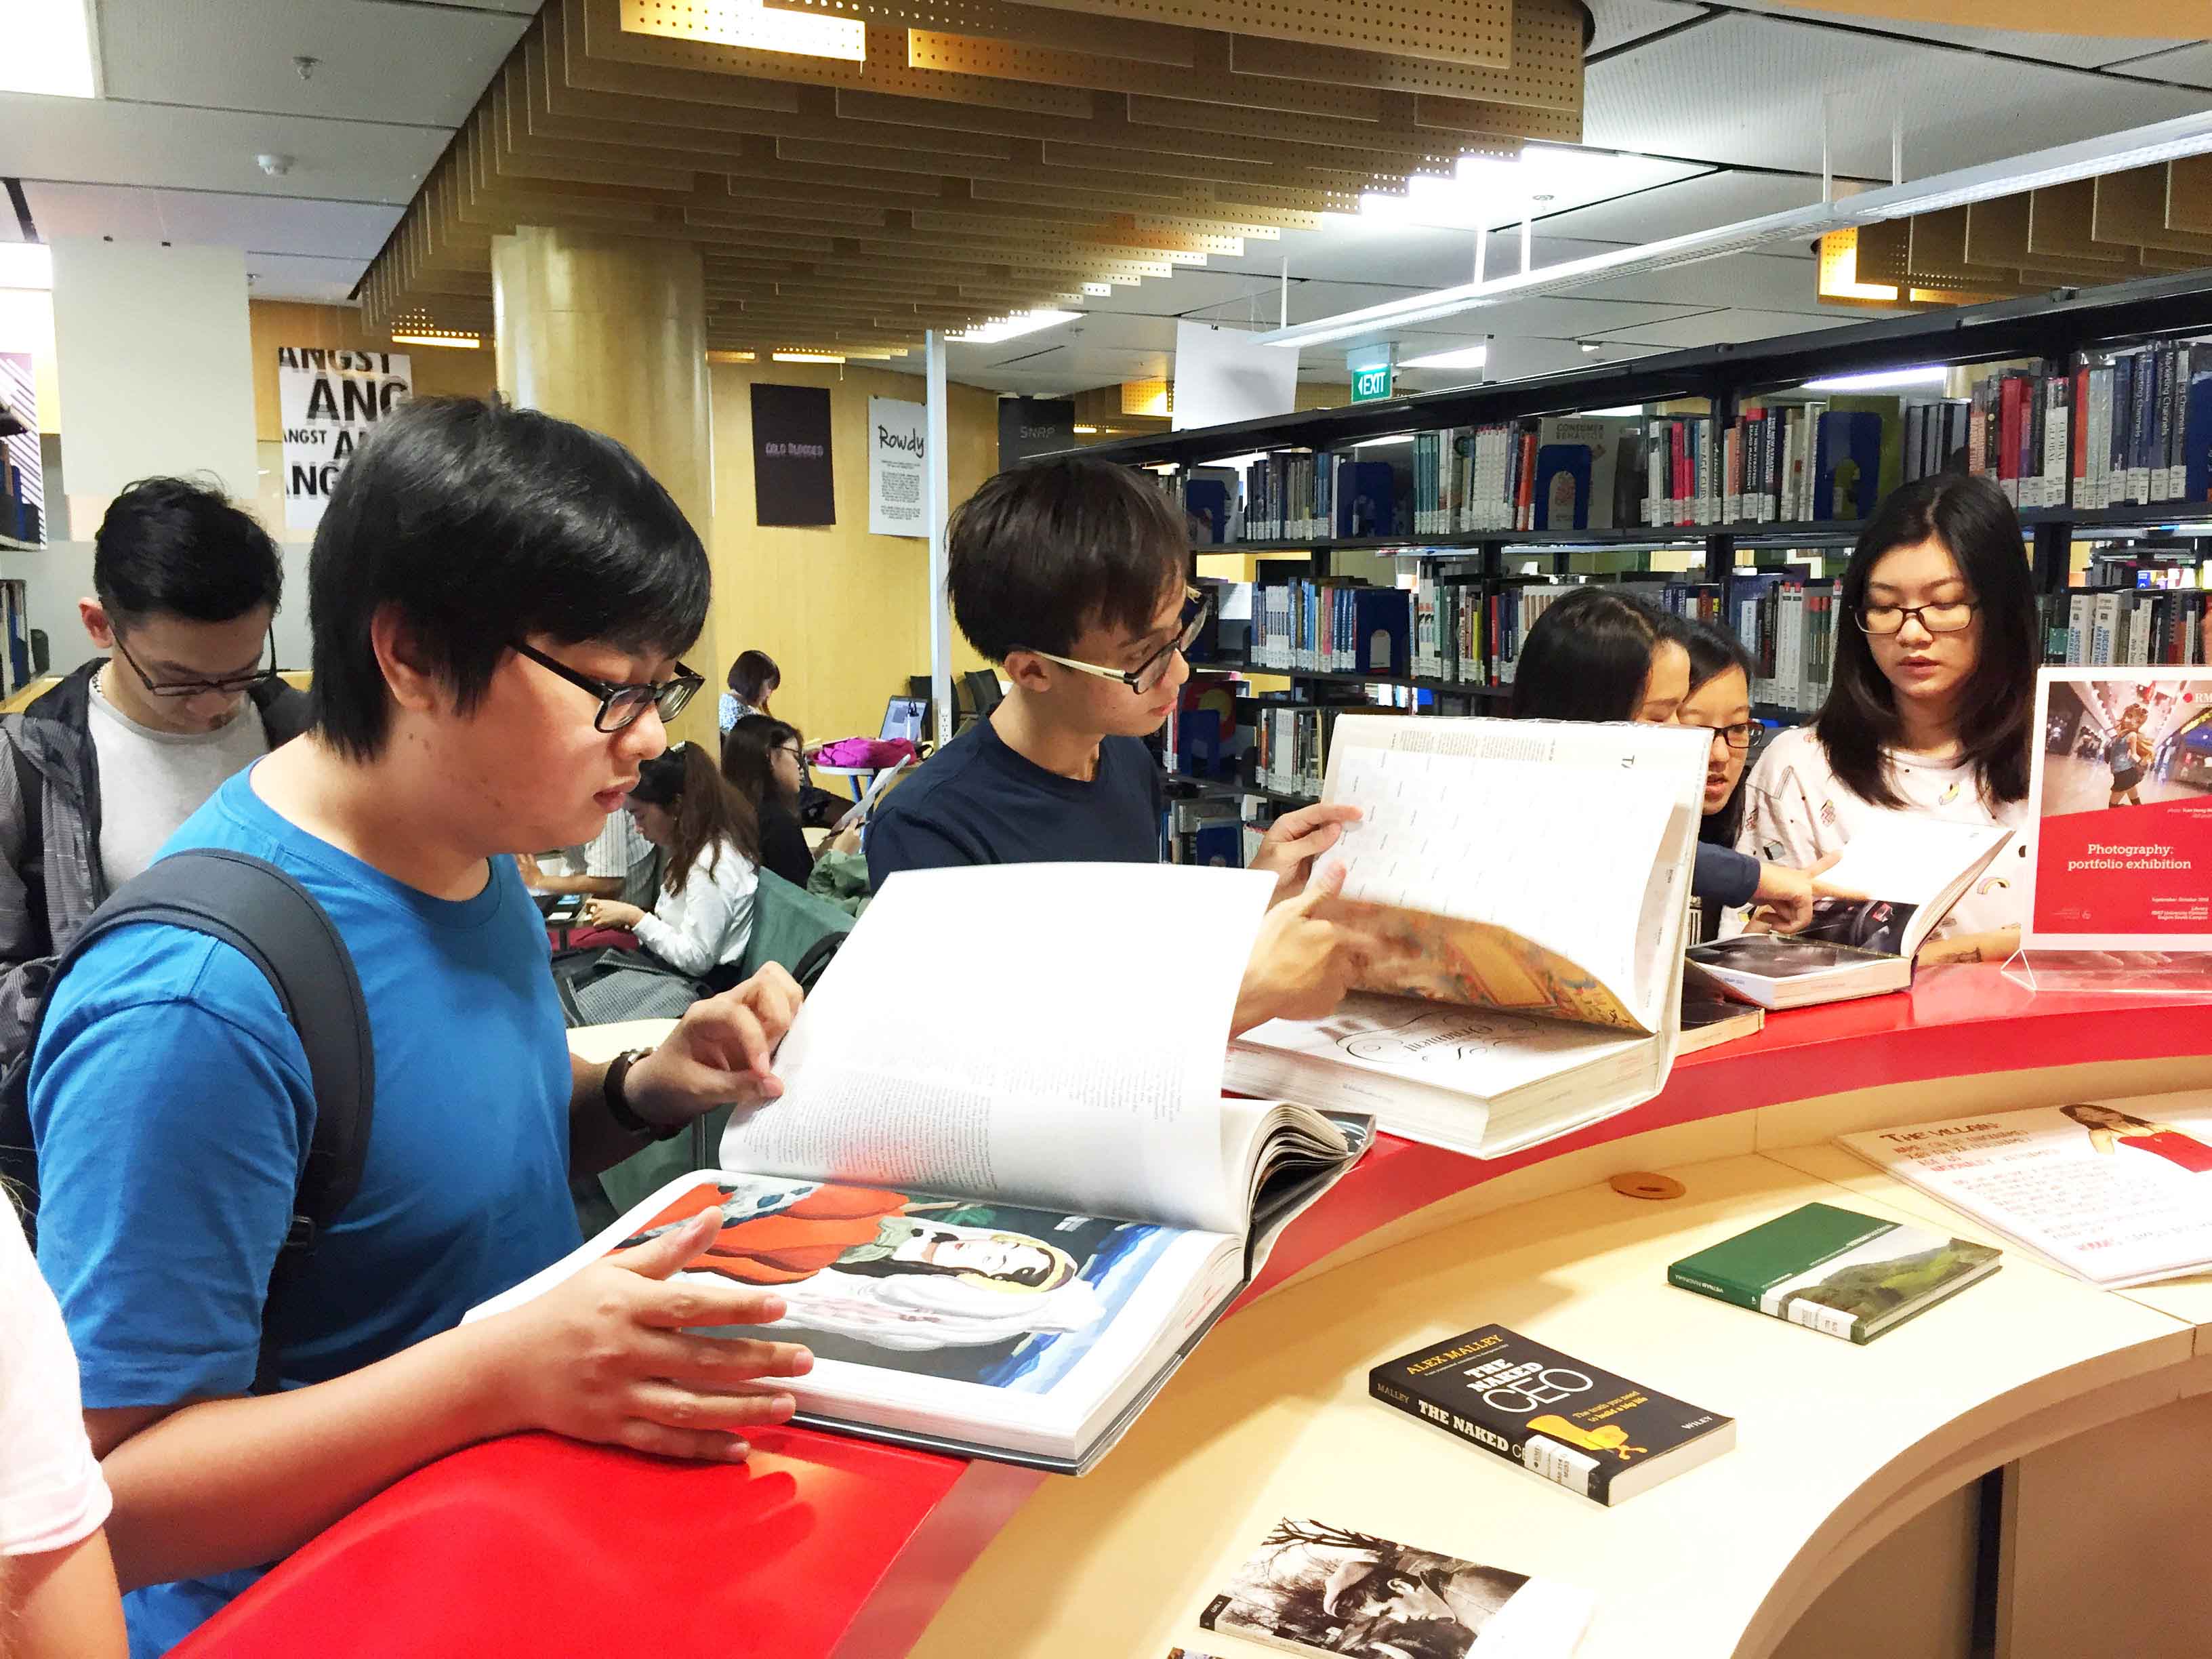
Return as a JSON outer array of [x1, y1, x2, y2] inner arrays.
[[175, 966, 2212, 1659]]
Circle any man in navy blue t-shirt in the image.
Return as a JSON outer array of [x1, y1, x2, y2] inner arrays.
[[869, 457, 1375, 1033], [30, 400, 816, 1655]]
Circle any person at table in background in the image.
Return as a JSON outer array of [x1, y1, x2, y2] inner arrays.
[[719, 649, 779, 735], [721, 714, 815, 888], [0, 478, 310, 1073], [27, 398, 815, 1657], [517, 807, 660, 905], [581, 742, 762, 991], [1738, 473, 2036, 964], [3, 1194, 127, 1659], [867, 457, 1381, 1034], [1507, 587, 1839, 934]]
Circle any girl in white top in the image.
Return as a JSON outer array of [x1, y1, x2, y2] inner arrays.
[[581, 743, 760, 988], [2, 1198, 127, 1659], [1740, 472, 2039, 956]]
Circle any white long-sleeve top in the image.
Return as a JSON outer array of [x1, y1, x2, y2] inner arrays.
[[631, 840, 760, 976]]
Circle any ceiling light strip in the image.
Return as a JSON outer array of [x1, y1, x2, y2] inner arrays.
[[1256, 109, 2212, 351]]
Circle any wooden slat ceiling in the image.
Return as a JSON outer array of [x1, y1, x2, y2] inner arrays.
[[357, 0, 1588, 357], [1828, 160, 2212, 308]]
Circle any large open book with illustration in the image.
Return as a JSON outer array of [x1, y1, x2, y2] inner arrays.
[[1838, 1094, 2212, 1288], [1686, 818, 2013, 1009], [1225, 715, 1711, 1158], [470, 863, 1371, 1474]]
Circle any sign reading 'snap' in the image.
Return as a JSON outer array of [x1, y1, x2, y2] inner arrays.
[[278, 348, 411, 531]]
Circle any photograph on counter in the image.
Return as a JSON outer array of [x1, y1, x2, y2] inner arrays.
[[1687, 933, 1879, 979], [1198, 1517, 1594, 1659], [2025, 670, 2212, 948]]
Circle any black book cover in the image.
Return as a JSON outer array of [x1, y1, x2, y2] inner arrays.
[[1369, 1325, 1732, 1505]]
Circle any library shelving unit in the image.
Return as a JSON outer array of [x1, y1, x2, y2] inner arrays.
[[1074, 268, 2212, 803]]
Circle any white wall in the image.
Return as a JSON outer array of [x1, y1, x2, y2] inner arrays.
[[49, 240, 257, 506], [0, 538, 314, 676]]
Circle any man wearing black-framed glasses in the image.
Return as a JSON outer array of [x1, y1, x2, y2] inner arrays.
[[0, 477, 310, 1070], [869, 456, 1378, 1035]]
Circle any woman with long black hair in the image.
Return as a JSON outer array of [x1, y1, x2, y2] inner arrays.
[[582, 743, 764, 989], [720, 714, 815, 888], [1511, 587, 1837, 932], [1739, 472, 2037, 956]]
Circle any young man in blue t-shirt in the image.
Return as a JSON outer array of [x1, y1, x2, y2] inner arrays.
[[29, 399, 815, 1656], [868, 456, 1374, 1031]]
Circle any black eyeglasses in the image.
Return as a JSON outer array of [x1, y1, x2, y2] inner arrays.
[[1021, 587, 1213, 695], [512, 641, 703, 733], [1683, 719, 1759, 751], [110, 628, 279, 699], [1852, 600, 1978, 636]]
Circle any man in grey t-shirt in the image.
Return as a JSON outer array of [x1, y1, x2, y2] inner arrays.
[[0, 478, 308, 1066]]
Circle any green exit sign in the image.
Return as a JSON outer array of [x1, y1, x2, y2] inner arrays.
[[1351, 364, 1394, 403]]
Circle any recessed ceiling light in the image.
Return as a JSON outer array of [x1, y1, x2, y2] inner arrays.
[[0, 0, 97, 97], [948, 309, 1080, 345], [772, 351, 845, 363], [392, 330, 482, 350], [1399, 345, 1489, 371], [0, 245, 55, 291]]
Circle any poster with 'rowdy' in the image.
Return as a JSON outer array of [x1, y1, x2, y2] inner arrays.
[[279, 349, 411, 531]]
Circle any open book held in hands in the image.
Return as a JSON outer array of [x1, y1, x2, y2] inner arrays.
[[470, 863, 1372, 1475], [1685, 817, 2013, 1010], [1226, 715, 1711, 1159]]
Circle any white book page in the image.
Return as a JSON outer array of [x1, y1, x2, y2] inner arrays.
[[1235, 993, 1648, 1101], [1839, 1099, 2212, 1286], [1822, 818, 2011, 908], [1323, 716, 1706, 1027], [720, 863, 1273, 1235]]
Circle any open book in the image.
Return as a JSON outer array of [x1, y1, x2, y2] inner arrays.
[[1686, 819, 2013, 1009], [1225, 716, 1710, 1158], [470, 863, 1370, 1475]]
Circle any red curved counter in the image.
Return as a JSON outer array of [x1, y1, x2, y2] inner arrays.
[[172, 966, 2212, 1659]]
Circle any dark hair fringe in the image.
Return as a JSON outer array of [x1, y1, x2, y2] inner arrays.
[[721, 714, 802, 809], [94, 476, 283, 626], [946, 457, 1188, 662], [727, 650, 780, 701], [306, 396, 710, 762], [1814, 472, 2036, 809], [631, 742, 761, 892], [1509, 587, 1666, 722]]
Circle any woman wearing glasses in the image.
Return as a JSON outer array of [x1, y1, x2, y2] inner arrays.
[[1673, 618, 1765, 943], [1739, 472, 2038, 958], [1508, 588, 1840, 934], [720, 715, 815, 888]]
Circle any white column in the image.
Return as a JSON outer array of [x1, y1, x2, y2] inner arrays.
[[924, 328, 954, 749]]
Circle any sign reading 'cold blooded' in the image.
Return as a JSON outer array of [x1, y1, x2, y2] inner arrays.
[[752, 382, 836, 527]]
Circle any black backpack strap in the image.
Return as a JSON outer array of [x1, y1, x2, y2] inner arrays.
[[791, 929, 846, 992], [12, 734, 47, 956], [18, 848, 374, 1394]]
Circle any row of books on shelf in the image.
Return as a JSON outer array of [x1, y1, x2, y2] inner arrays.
[[1164, 338, 2212, 546], [2043, 585, 2209, 667]]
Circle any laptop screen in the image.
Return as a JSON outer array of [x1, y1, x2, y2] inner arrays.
[[880, 695, 928, 742]]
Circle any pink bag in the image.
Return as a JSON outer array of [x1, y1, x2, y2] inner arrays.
[[815, 737, 918, 769]]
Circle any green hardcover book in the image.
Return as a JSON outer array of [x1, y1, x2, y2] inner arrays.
[[1668, 1202, 2001, 1343]]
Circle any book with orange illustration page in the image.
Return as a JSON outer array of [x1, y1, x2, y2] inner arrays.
[[469, 863, 1370, 1475], [1225, 715, 1711, 1158]]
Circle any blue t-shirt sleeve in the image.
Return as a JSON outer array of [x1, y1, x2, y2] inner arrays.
[[866, 807, 975, 888], [1693, 842, 1762, 910], [29, 941, 314, 1409]]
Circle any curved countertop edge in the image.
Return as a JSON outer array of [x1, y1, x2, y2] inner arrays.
[[175, 969, 2212, 1659]]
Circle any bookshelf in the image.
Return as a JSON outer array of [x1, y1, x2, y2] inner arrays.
[[1122, 270, 2212, 827]]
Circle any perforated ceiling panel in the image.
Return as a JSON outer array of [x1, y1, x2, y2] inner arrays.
[[358, 0, 1588, 354]]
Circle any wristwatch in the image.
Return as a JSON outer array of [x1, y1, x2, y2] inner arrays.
[[604, 1047, 684, 1141]]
